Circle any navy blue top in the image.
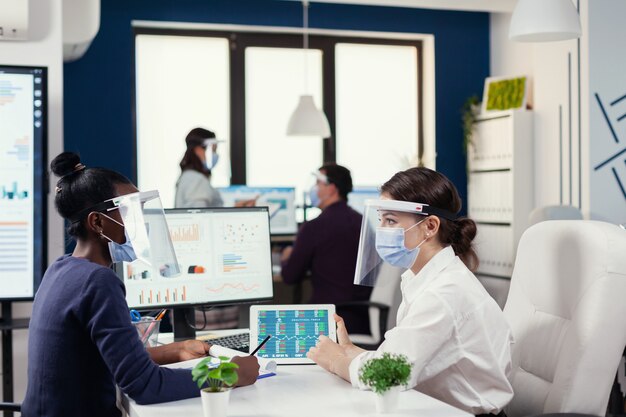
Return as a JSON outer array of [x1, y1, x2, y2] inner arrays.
[[281, 201, 372, 333], [22, 255, 201, 417]]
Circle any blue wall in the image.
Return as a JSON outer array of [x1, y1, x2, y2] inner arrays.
[[64, 0, 489, 210]]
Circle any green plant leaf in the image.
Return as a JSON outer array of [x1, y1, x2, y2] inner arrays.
[[219, 362, 239, 370], [208, 368, 222, 380], [221, 369, 239, 387]]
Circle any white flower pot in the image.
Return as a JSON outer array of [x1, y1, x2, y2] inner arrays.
[[374, 386, 401, 414], [200, 388, 231, 417]]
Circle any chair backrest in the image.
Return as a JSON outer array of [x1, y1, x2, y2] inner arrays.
[[503, 220, 626, 417], [528, 205, 583, 226], [368, 263, 403, 341]]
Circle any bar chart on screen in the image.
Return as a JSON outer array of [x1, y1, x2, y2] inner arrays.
[[0, 68, 41, 299]]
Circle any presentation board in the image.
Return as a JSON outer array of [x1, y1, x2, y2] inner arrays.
[[0, 65, 47, 299]]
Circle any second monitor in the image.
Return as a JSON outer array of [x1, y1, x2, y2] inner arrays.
[[218, 186, 297, 235], [120, 207, 274, 339]]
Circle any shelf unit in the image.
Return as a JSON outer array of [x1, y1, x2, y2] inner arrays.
[[468, 109, 534, 279]]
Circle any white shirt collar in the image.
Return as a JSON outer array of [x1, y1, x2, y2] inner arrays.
[[400, 246, 457, 304]]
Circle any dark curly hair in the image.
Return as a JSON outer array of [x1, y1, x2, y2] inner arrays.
[[50, 152, 132, 239]]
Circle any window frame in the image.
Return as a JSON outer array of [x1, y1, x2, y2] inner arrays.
[[132, 27, 423, 185]]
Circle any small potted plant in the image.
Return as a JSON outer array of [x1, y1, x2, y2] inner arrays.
[[359, 352, 411, 413], [192, 356, 239, 417]]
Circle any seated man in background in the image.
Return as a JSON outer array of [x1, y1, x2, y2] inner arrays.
[[281, 163, 372, 334]]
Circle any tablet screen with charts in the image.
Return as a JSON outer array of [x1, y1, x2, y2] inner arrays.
[[249, 304, 336, 364]]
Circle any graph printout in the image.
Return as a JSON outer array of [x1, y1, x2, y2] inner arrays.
[[256, 309, 329, 359], [0, 67, 45, 298]]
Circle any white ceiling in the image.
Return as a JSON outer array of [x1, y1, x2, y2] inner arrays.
[[278, 0, 516, 13]]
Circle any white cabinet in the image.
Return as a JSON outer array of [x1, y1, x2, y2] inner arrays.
[[468, 110, 533, 279]]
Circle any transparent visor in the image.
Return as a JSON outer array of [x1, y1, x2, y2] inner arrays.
[[354, 199, 433, 287], [108, 190, 180, 278]]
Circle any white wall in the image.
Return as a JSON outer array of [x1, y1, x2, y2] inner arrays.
[[0, 0, 64, 403], [489, 13, 534, 104], [588, 0, 626, 224]]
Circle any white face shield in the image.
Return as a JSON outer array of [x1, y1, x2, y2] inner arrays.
[[111, 190, 181, 278], [354, 199, 456, 287]]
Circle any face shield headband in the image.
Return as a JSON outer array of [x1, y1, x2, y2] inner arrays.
[[353, 199, 457, 287]]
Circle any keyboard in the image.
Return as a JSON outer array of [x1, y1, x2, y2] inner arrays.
[[206, 332, 250, 353]]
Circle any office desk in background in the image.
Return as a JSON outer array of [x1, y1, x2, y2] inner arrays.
[[122, 362, 471, 417]]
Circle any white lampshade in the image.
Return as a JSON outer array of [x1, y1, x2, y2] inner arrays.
[[509, 0, 582, 42], [286, 95, 331, 137]]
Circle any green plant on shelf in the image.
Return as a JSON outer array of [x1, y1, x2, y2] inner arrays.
[[462, 95, 480, 156], [358, 352, 411, 395]]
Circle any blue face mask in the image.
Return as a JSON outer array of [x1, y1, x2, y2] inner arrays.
[[100, 213, 138, 263], [309, 184, 320, 207], [375, 219, 427, 269], [205, 151, 219, 170], [107, 230, 138, 263]]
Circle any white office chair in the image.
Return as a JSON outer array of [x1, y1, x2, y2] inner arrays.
[[343, 263, 403, 349], [503, 220, 626, 417], [528, 205, 583, 226]]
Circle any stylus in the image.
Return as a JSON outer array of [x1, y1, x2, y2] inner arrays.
[[250, 334, 272, 356]]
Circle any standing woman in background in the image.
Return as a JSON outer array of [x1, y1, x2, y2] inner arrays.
[[174, 127, 240, 329], [175, 127, 223, 208]]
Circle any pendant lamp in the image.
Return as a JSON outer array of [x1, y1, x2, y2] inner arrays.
[[509, 0, 582, 42], [286, 1, 331, 137]]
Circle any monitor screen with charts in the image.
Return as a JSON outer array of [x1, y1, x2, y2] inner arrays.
[[348, 186, 380, 215], [250, 304, 337, 364], [218, 186, 297, 235], [0, 65, 47, 300], [121, 207, 274, 310]]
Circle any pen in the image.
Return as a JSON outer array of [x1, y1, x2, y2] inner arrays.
[[250, 334, 271, 356], [141, 309, 167, 344]]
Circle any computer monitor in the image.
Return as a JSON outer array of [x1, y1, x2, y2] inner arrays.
[[120, 207, 274, 340], [218, 186, 298, 235], [348, 186, 380, 215], [0, 65, 47, 300]]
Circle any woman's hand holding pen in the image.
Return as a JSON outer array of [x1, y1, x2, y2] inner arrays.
[[230, 356, 260, 387]]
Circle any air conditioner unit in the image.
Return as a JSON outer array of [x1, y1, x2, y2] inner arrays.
[[63, 0, 100, 62], [0, 0, 28, 40]]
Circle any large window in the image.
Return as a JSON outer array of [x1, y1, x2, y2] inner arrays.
[[336, 43, 419, 186], [133, 27, 423, 208], [245, 47, 324, 207], [135, 34, 230, 207]]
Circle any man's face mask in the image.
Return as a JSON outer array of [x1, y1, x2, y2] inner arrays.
[[374, 218, 428, 269], [99, 213, 138, 263]]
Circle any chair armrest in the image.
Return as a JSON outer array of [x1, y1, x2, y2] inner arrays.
[[335, 300, 389, 311], [335, 301, 390, 345], [0, 402, 21, 412]]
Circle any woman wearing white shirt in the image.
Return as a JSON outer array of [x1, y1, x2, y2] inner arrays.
[[175, 127, 224, 209], [308, 167, 513, 416]]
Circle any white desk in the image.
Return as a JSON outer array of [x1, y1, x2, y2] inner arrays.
[[121, 330, 472, 417], [122, 363, 471, 417]]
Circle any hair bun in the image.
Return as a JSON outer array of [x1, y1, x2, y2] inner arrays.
[[50, 152, 82, 178]]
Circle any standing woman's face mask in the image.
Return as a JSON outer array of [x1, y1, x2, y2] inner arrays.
[[205, 147, 219, 169]]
